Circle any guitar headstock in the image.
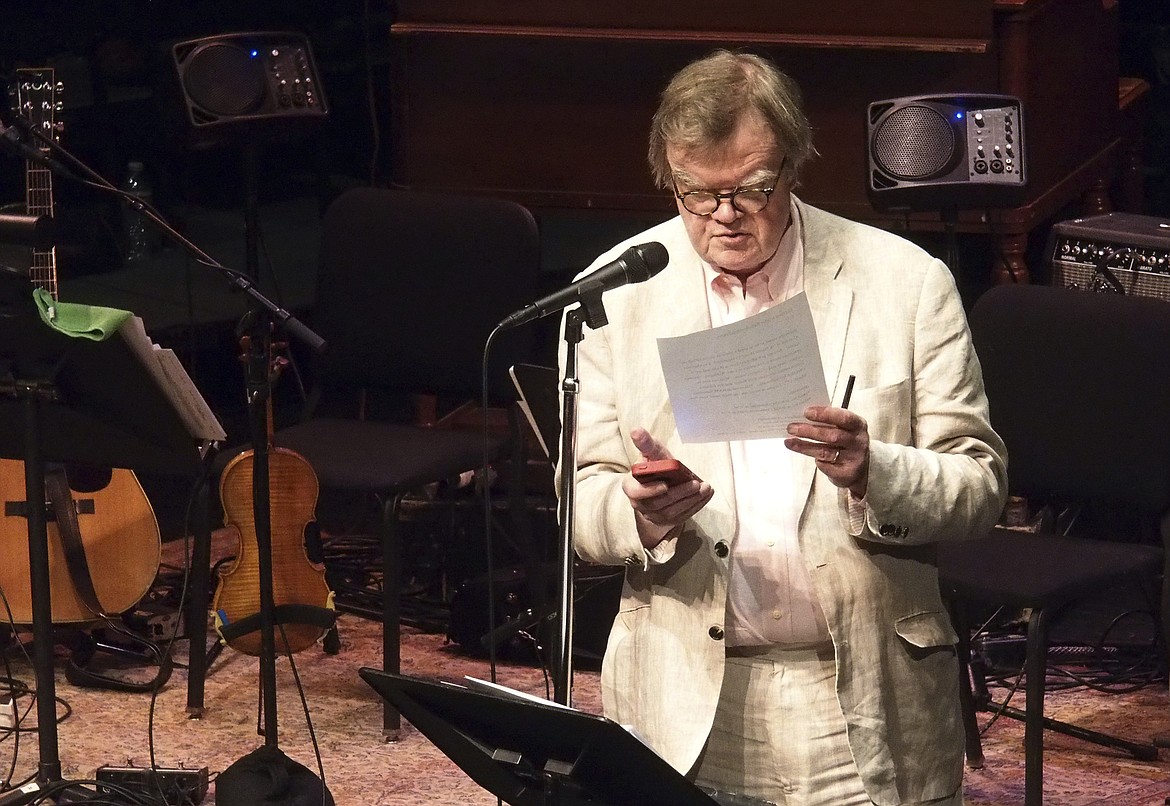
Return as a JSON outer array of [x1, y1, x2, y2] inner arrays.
[[13, 67, 63, 148]]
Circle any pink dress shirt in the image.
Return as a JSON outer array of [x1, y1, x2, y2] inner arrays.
[[702, 205, 831, 648]]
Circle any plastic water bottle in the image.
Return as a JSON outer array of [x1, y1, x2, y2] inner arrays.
[[121, 160, 154, 264]]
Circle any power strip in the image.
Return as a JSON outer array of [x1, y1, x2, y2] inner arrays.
[[96, 765, 209, 806]]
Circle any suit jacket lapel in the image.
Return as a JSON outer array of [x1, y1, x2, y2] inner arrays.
[[795, 200, 854, 505], [640, 238, 711, 443]]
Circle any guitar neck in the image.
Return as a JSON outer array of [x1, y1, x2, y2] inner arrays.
[[26, 161, 57, 299], [16, 67, 60, 300]]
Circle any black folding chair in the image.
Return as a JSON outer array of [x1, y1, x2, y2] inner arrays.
[[939, 284, 1169, 805]]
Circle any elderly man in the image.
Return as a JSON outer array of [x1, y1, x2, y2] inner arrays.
[[558, 50, 1007, 806]]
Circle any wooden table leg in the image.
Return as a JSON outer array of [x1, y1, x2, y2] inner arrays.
[[992, 231, 1030, 285]]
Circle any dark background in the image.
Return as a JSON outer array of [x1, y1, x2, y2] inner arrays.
[[4, 1, 1170, 299], [2, 1, 1170, 545], [0, 1, 393, 273]]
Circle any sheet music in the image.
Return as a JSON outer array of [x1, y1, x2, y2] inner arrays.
[[118, 316, 226, 442], [656, 293, 829, 443], [463, 676, 577, 711]]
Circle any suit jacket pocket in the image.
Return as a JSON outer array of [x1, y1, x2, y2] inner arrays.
[[894, 610, 958, 650], [851, 377, 911, 445]]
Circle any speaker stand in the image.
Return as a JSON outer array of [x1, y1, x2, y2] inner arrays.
[[941, 207, 961, 279]]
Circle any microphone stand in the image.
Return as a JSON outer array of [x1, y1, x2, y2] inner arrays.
[[1, 111, 327, 783], [552, 295, 608, 706]]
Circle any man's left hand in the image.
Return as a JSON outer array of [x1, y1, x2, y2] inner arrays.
[[785, 405, 869, 498]]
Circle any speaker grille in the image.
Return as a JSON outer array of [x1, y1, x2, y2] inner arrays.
[[181, 43, 267, 117], [871, 105, 955, 180]]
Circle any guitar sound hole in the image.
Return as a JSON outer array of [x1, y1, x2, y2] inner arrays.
[[66, 463, 113, 493]]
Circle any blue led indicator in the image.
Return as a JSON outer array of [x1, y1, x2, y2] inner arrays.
[[955, 112, 963, 120], [251, 50, 259, 58]]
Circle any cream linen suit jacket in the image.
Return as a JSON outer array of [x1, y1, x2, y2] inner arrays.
[[560, 198, 1008, 806]]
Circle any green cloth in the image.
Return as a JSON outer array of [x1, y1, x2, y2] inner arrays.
[[32, 287, 133, 341]]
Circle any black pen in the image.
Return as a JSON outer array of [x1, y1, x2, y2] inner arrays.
[[841, 375, 856, 409]]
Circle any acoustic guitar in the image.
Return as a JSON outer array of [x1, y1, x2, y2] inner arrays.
[[0, 68, 161, 625]]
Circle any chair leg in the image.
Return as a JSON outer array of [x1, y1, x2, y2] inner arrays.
[[969, 605, 1158, 796], [1023, 607, 1049, 806], [382, 492, 403, 741]]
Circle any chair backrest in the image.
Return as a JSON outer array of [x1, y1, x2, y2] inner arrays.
[[969, 284, 1170, 515], [310, 187, 541, 406]]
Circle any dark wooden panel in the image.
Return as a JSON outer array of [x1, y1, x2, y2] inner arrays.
[[388, 0, 1118, 233], [391, 38, 995, 216], [392, 0, 994, 42]]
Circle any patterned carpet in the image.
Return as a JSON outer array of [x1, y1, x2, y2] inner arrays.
[[3, 553, 1170, 805]]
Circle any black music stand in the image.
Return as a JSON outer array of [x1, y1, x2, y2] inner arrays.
[[359, 668, 773, 806], [0, 270, 206, 804]]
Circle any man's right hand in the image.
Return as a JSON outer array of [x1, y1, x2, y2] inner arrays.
[[622, 428, 713, 549]]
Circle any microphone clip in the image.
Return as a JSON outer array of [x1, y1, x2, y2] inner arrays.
[[577, 289, 609, 330]]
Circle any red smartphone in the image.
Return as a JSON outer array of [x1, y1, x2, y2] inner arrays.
[[631, 458, 699, 486]]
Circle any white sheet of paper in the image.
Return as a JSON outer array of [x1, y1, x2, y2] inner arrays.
[[656, 293, 829, 443]]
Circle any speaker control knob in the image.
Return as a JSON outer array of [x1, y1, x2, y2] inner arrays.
[[974, 112, 985, 127]]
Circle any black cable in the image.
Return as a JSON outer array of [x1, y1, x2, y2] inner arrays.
[[481, 326, 504, 686], [277, 622, 331, 803], [1092, 246, 1132, 294], [360, 0, 383, 185]]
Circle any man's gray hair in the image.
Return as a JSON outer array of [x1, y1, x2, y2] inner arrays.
[[648, 50, 817, 190]]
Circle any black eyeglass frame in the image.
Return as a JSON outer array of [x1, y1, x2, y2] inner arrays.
[[671, 161, 786, 217]]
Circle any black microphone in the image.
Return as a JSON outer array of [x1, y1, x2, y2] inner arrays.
[[0, 213, 57, 249], [0, 107, 74, 178], [499, 241, 670, 330]]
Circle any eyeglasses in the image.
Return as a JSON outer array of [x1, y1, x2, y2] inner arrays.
[[672, 163, 785, 217]]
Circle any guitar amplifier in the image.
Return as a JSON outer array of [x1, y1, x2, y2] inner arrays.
[[1047, 212, 1170, 300]]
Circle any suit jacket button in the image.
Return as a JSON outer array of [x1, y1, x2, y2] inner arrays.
[[714, 540, 730, 558], [708, 626, 724, 641]]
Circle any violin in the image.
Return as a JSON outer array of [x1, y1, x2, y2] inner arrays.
[[212, 340, 332, 656]]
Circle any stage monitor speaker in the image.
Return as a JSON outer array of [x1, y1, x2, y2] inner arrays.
[[166, 31, 328, 149], [1047, 212, 1170, 300], [866, 94, 1025, 212]]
